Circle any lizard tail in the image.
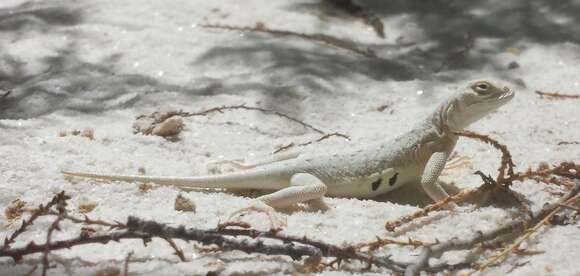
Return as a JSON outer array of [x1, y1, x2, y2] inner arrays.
[[61, 169, 288, 190]]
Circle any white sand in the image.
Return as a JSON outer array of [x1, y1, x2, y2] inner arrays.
[[1, 0, 579, 275]]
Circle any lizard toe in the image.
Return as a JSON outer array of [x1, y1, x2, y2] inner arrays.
[[227, 200, 287, 230]]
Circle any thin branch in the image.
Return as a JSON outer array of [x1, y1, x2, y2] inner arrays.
[[22, 208, 127, 230], [513, 161, 579, 183], [454, 130, 515, 185], [273, 132, 351, 154], [123, 251, 133, 276], [0, 216, 407, 273], [2, 192, 69, 251], [161, 237, 186, 261], [557, 203, 580, 212], [178, 104, 326, 134], [134, 218, 406, 272], [404, 180, 580, 276], [385, 184, 489, 231], [475, 193, 580, 273], [42, 193, 68, 276], [0, 230, 148, 260], [354, 237, 435, 251], [201, 22, 376, 58], [535, 90, 580, 99]]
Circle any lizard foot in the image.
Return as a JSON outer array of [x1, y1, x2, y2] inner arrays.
[[227, 200, 287, 230]]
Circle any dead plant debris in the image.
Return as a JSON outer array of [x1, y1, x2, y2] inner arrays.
[[58, 128, 95, 140], [174, 194, 196, 213], [4, 199, 26, 221], [78, 202, 98, 214], [136, 104, 349, 152], [1, 131, 579, 275], [138, 182, 154, 193], [382, 130, 579, 275]]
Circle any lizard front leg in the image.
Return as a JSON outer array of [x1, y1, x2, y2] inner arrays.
[[421, 151, 454, 203], [227, 173, 328, 229]]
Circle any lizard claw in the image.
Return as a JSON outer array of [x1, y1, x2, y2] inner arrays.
[[227, 200, 287, 230]]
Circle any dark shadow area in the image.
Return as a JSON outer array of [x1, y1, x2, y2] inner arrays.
[[0, 2, 272, 120], [0, 2, 328, 122], [193, 41, 419, 119], [2, 0, 579, 119], [285, 0, 580, 76], [377, 181, 461, 207], [0, 38, 191, 119], [0, 1, 82, 32], [194, 38, 419, 85]]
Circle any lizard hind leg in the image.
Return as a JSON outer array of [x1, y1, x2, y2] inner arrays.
[[226, 173, 328, 230]]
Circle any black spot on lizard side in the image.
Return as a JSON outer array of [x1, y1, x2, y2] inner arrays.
[[371, 177, 382, 191], [389, 173, 399, 186]]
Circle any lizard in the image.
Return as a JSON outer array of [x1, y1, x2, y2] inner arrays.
[[62, 80, 514, 228]]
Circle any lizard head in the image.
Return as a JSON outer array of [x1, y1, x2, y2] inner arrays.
[[443, 80, 515, 129]]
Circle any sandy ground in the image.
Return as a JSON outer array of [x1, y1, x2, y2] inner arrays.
[[1, 0, 579, 275]]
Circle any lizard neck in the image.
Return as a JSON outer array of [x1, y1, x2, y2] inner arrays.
[[429, 97, 464, 135]]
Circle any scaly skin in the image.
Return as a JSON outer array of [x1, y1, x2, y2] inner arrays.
[[63, 81, 514, 227]]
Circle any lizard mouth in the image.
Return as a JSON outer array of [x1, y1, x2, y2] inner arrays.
[[498, 87, 515, 100], [484, 86, 514, 103]]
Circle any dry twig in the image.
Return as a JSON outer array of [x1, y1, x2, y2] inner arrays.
[[177, 104, 327, 134], [405, 179, 580, 276], [535, 90, 580, 99], [385, 184, 489, 231], [123, 251, 134, 276], [355, 237, 434, 252], [0, 216, 407, 272], [454, 130, 515, 184], [42, 193, 69, 276], [2, 192, 68, 251], [475, 192, 580, 273], [273, 132, 351, 154], [202, 22, 376, 58]]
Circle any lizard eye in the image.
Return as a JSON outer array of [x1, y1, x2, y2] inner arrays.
[[473, 81, 490, 94]]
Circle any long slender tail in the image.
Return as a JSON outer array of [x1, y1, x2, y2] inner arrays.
[[61, 169, 287, 190]]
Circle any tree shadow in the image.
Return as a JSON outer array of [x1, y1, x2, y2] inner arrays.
[[0, 1, 82, 32], [0, 2, 229, 120], [0, 38, 192, 119], [286, 0, 580, 75], [3, 0, 579, 120]]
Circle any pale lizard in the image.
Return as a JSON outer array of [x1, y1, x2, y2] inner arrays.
[[63, 81, 514, 227]]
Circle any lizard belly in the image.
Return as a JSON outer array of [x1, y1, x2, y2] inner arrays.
[[324, 167, 419, 198]]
